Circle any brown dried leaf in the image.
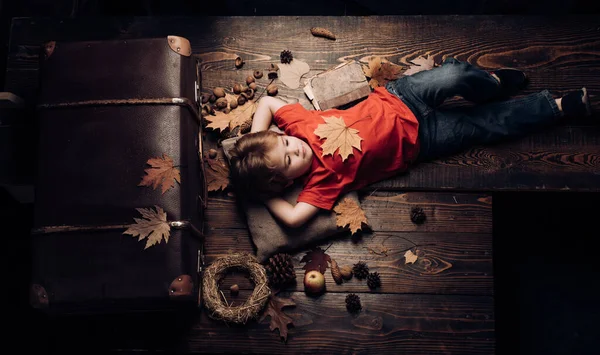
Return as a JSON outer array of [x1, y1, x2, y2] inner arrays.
[[259, 294, 296, 342], [404, 250, 418, 264], [138, 154, 181, 194], [204, 154, 230, 192], [333, 198, 368, 234], [300, 247, 332, 274], [313, 115, 362, 162], [123, 206, 170, 249], [278, 59, 310, 89], [403, 55, 435, 76], [361, 56, 404, 89]]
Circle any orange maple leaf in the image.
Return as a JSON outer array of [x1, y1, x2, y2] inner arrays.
[[333, 198, 368, 234], [362, 56, 404, 89], [313, 115, 362, 162], [123, 206, 171, 249], [204, 154, 230, 192], [138, 154, 181, 194]]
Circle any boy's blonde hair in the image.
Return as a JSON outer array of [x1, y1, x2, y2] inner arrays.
[[229, 130, 289, 200]]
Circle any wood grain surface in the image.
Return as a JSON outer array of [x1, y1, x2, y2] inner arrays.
[[10, 15, 600, 354]]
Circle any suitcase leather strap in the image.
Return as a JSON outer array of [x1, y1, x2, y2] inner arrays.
[[31, 220, 204, 241], [37, 97, 201, 123]]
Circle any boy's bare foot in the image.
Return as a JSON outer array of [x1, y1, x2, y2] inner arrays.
[[559, 87, 592, 117]]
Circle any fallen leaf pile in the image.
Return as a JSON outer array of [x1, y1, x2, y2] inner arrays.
[[300, 247, 332, 274], [313, 115, 363, 162], [123, 206, 170, 249], [278, 59, 310, 89], [333, 198, 368, 234], [204, 153, 230, 192], [259, 294, 296, 342], [138, 154, 180, 194]]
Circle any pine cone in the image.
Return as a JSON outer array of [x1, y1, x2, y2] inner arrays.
[[265, 253, 296, 289], [345, 293, 362, 313], [367, 272, 381, 289], [280, 50, 293, 64], [410, 206, 426, 224], [352, 261, 369, 280], [330, 259, 343, 284]]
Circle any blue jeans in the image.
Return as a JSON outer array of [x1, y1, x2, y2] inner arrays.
[[386, 57, 563, 162]]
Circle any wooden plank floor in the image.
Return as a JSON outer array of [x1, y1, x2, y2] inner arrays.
[[7, 16, 600, 354]]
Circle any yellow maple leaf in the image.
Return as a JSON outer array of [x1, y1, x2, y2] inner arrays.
[[229, 100, 257, 131], [204, 100, 257, 134], [123, 206, 171, 249], [138, 154, 181, 194], [204, 154, 230, 192], [333, 198, 368, 234], [404, 250, 418, 264], [314, 116, 362, 162]]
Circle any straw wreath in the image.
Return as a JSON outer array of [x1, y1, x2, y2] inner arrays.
[[202, 252, 271, 324]]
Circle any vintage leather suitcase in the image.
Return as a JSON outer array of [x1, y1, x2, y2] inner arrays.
[[29, 36, 207, 314]]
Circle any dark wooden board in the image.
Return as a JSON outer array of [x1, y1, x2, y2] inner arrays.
[[207, 230, 493, 295], [189, 292, 494, 354], [206, 191, 492, 232], [6, 16, 600, 192]]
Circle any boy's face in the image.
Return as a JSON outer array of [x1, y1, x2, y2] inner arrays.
[[267, 135, 313, 181]]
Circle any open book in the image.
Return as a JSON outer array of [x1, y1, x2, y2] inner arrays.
[[303, 61, 371, 111]]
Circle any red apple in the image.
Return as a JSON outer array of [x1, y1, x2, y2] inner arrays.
[[303, 270, 326, 295]]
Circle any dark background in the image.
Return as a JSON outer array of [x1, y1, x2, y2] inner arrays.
[[2, 1, 600, 354]]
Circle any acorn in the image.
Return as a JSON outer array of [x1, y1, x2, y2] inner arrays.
[[268, 63, 279, 79], [266, 84, 278, 96], [223, 107, 231, 114], [233, 84, 243, 94], [234, 56, 244, 69], [215, 97, 228, 109], [246, 76, 255, 85], [230, 284, 239, 296], [254, 70, 263, 79], [201, 105, 210, 117], [241, 89, 254, 100], [201, 93, 211, 104], [208, 148, 218, 159], [213, 87, 226, 98], [209, 94, 216, 103], [237, 95, 247, 105], [249, 82, 257, 90], [340, 265, 353, 280], [229, 99, 238, 109]]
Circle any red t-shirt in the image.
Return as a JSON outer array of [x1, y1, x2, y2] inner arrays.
[[273, 87, 420, 210]]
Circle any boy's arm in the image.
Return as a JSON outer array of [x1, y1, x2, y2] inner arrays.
[[250, 96, 287, 133], [265, 197, 320, 228]]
